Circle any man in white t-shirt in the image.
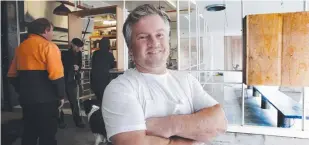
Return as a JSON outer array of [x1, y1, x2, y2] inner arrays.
[[102, 4, 227, 145]]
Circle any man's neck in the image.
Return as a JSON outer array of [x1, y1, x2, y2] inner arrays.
[[69, 48, 77, 54], [30, 34, 48, 41], [135, 64, 167, 75]]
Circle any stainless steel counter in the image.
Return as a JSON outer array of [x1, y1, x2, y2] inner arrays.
[[81, 68, 124, 74], [109, 68, 124, 74]]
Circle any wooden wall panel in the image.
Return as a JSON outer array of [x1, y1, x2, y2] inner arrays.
[[116, 6, 124, 70], [224, 36, 242, 70], [68, 13, 83, 42], [282, 12, 309, 86], [246, 14, 283, 85]]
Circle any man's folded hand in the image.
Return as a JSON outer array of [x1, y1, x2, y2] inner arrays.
[[146, 117, 174, 138]]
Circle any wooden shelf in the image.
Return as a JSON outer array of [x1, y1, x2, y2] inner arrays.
[[94, 25, 116, 29], [91, 47, 117, 50], [90, 35, 116, 39]]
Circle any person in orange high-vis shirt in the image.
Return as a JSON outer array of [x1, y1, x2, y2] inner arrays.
[[7, 18, 65, 145]]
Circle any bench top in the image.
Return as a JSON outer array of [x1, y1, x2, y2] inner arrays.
[[254, 86, 309, 119]]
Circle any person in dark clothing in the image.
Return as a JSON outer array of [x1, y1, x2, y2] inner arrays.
[[91, 37, 116, 103], [60, 38, 85, 128], [7, 18, 65, 145]]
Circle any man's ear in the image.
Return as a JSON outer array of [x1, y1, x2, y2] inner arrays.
[[128, 49, 131, 54], [128, 47, 133, 55], [129, 48, 134, 61], [44, 28, 50, 34]]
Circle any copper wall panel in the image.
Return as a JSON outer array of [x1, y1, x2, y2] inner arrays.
[[282, 12, 309, 86], [246, 14, 283, 85]]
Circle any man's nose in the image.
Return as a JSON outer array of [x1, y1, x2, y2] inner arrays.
[[148, 35, 160, 47]]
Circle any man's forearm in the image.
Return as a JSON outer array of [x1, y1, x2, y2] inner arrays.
[[145, 135, 196, 145], [112, 130, 198, 145], [146, 104, 227, 142], [172, 104, 227, 142]]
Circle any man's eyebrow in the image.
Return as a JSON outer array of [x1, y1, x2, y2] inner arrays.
[[135, 32, 148, 37], [135, 29, 167, 37], [156, 29, 165, 32]]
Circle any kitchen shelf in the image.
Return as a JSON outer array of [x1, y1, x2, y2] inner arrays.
[[94, 25, 116, 29], [90, 35, 116, 39]]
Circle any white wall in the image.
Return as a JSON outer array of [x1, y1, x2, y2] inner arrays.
[[210, 32, 225, 70]]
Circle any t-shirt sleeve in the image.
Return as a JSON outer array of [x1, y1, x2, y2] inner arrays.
[[188, 74, 219, 112], [102, 79, 146, 141]]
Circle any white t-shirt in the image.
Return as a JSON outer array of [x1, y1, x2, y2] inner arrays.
[[102, 69, 218, 141]]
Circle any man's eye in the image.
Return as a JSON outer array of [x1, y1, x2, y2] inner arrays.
[[157, 33, 164, 38], [137, 36, 145, 40]]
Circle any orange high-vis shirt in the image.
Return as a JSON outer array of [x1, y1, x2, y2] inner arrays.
[[7, 34, 65, 104]]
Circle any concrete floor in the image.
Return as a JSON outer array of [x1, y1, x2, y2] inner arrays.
[[2, 104, 107, 145], [12, 115, 101, 145], [2, 117, 98, 145]]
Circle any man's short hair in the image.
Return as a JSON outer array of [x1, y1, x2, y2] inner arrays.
[[27, 18, 54, 35], [122, 4, 171, 48], [71, 38, 84, 47]]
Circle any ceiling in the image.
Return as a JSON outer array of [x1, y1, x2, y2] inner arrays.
[[82, 0, 309, 35], [198, 0, 307, 35]]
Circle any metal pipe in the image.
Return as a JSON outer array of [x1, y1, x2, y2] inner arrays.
[[242, 83, 245, 126], [20, 31, 28, 34], [179, 70, 243, 72], [197, 8, 201, 81], [223, 2, 226, 72], [0, 0, 1, 101], [189, 0, 191, 72], [177, 0, 181, 70], [241, 0, 244, 19], [81, 68, 243, 73], [210, 34, 214, 73], [203, 16, 206, 69], [123, 0, 128, 70], [16, 1, 20, 45], [196, 4, 198, 68], [302, 8, 307, 130], [74, 1, 77, 11], [183, 63, 206, 70], [201, 82, 243, 85], [240, 0, 245, 127], [198, 9, 201, 71], [302, 87, 306, 131], [197, 8, 199, 71]]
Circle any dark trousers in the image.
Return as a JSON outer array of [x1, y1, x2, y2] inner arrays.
[[93, 82, 109, 103], [91, 76, 110, 103], [21, 101, 58, 145], [93, 90, 104, 103], [65, 84, 82, 124]]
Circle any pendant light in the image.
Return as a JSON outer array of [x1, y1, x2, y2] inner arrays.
[[205, 4, 226, 12], [53, 3, 71, 16]]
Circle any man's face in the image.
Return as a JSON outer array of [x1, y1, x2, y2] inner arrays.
[[130, 15, 170, 69], [73, 45, 83, 52], [44, 25, 54, 41]]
